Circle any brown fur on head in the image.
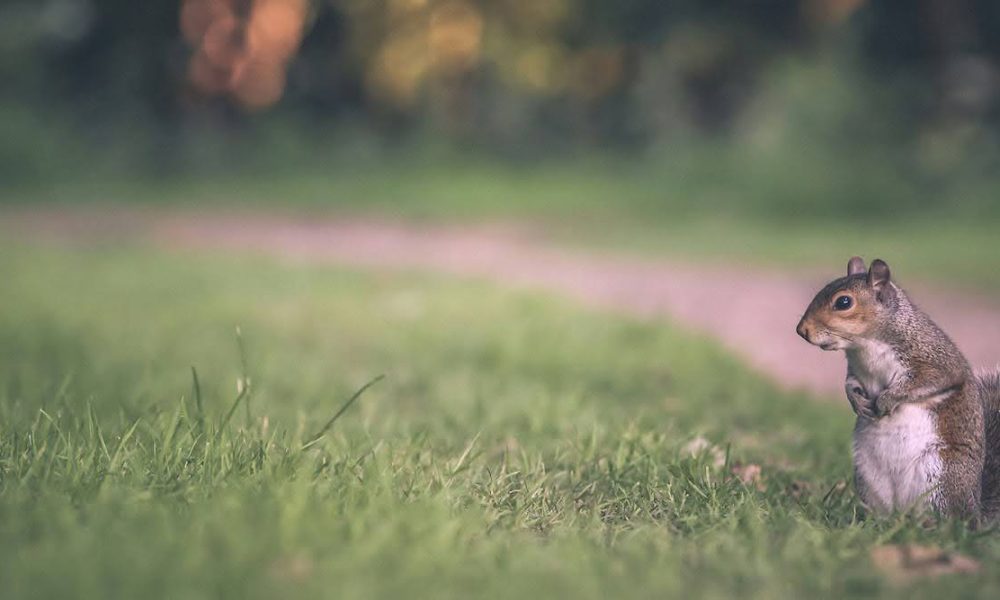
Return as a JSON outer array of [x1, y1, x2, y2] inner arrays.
[[796, 257, 896, 351]]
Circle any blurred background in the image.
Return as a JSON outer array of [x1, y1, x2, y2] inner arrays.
[[7, 5, 1000, 595], [2, 0, 1000, 240]]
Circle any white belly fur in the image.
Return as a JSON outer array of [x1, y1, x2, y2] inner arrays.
[[853, 404, 943, 512], [847, 340, 945, 512]]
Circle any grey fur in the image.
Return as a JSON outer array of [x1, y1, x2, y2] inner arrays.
[[977, 368, 1000, 521], [856, 286, 983, 519], [799, 259, 989, 521]]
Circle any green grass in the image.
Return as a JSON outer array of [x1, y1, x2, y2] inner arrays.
[[6, 149, 1000, 292], [3, 242, 1000, 599]]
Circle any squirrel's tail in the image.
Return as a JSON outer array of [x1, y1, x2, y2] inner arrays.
[[978, 368, 1000, 521]]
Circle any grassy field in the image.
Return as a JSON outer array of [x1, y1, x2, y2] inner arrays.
[[2, 241, 1000, 599], [7, 152, 1000, 292]]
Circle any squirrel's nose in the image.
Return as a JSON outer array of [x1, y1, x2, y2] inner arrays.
[[796, 319, 811, 342]]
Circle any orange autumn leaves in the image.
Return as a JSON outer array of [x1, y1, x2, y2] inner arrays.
[[181, 0, 308, 110], [179, 0, 628, 113], [351, 0, 486, 108]]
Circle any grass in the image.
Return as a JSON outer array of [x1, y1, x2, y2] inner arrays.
[[6, 148, 1000, 292], [3, 242, 1000, 599], [5, 51, 1000, 290]]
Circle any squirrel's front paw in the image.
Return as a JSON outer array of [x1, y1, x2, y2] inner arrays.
[[845, 378, 876, 420], [874, 392, 899, 417]]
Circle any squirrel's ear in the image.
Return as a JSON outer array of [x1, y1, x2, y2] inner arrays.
[[847, 256, 866, 276], [868, 259, 895, 302]]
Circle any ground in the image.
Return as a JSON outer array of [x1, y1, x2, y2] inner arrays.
[[3, 236, 1000, 599], [8, 157, 1000, 290], [6, 206, 1000, 395]]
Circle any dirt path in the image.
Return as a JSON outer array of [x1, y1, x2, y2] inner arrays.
[[5, 206, 999, 396]]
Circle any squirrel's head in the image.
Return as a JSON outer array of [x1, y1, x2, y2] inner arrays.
[[796, 257, 898, 351]]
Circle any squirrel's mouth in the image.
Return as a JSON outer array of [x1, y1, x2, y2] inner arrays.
[[819, 341, 839, 351]]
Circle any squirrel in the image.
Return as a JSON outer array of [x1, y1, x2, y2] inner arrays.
[[796, 257, 1000, 521]]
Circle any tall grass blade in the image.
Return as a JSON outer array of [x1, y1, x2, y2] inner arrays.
[[302, 374, 385, 449]]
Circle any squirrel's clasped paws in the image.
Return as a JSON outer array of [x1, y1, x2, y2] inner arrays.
[[845, 377, 877, 421], [874, 392, 900, 418]]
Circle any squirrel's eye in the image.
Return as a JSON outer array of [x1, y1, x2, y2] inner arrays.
[[834, 295, 853, 311]]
